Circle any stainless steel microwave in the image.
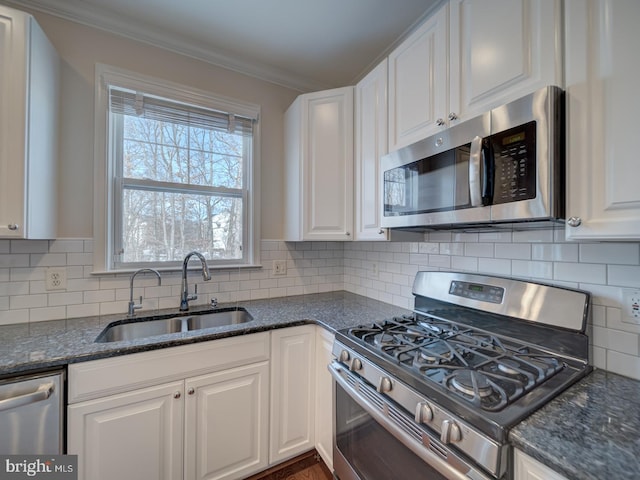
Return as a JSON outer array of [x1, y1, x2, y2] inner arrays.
[[381, 86, 564, 230]]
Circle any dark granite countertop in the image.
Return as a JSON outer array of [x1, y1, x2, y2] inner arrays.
[[510, 368, 640, 480], [0, 291, 409, 377], [1, 291, 638, 479]]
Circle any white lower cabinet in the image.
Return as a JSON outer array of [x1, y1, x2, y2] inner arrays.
[[68, 333, 270, 480], [269, 325, 316, 463], [314, 327, 334, 470], [68, 381, 184, 480], [184, 363, 269, 480], [68, 327, 334, 479], [514, 449, 569, 480]]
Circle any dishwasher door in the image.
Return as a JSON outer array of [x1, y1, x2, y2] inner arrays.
[[0, 369, 64, 454]]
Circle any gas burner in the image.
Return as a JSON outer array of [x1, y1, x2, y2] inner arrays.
[[416, 340, 454, 364], [497, 358, 522, 376], [449, 370, 494, 398]]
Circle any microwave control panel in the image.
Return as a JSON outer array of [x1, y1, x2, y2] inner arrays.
[[491, 121, 537, 204]]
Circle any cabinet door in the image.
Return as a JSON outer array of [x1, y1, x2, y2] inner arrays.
[[270, 325, 316, 463], [388, 5, 447, 150], [284, 87, 354, 241], [449, 0, 563, 122], [184, 362, 269, 480], [0, 7, 28, 237], [565, 0, 640, 240], [314, 327, 334, 470], [514, 449, 569, 480], [0, 6, 58, 239], [67, 381, 184, 480], [355, 59, 388, 241]]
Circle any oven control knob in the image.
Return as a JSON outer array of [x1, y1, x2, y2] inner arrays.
[[440, 419, 462, 444], [414, 402, 434, 424], [377, 376, 393, 393], [339, 350, 350, 363], [349, 357, 363, 371]]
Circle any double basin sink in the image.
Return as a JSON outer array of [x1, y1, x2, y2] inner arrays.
[[95, 307, 253, 343]]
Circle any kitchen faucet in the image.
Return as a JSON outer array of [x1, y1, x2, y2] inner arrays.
[[180, 251, 211, 311], [128, 268, 162, 316]]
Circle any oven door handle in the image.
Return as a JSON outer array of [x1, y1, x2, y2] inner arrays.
[[329, 363, 492, 480]]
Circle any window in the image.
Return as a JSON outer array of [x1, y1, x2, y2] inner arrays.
[[94, 65, 260, 272]]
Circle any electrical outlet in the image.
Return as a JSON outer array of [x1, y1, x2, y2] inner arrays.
[[45, 267, 67, 291], [371, 263, 379, 279], [622, 289, 640, 324], [273, 260, 287, 276]]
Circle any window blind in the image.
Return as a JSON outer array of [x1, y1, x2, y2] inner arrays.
[[109, 86, 254, 135]]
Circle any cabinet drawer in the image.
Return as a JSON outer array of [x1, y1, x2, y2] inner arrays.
[[69, 332, 270, 403]]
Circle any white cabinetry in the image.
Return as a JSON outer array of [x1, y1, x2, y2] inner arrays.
[[284, 87, 354, 241], [388, 6, 447, 151], [68, 334, 270, 480], [387, 0, 562, 151], [514, 449, 569, 480], [449, 0, 563, 122], [314, 327, 334, 470], [0, 5, 59, 238], [269, 325, 316, 463], [565, 0, 640, 240], [354, 59, 389, 241], [185, 364, 269, 480]]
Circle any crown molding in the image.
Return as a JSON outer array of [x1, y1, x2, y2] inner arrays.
[[4, 0, 329, 92]]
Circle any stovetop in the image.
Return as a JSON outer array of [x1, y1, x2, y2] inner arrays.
[[347, 315, 565, 412], [334, 271, 593, 442]]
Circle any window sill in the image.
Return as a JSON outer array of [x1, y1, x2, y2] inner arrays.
[[90, 263, 264, 276]]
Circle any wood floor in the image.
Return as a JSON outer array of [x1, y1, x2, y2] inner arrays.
[[246, 450, 333, 480]]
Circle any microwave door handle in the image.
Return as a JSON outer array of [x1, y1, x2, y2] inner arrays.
[[469, 136, 483, 207]]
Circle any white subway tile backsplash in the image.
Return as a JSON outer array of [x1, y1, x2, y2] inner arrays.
[[554, 262, 607, 284], [580, 243, 640, 265], [494, 243, 531, 260], [1, 234, 640, 380], [608, 265, 640, 288]]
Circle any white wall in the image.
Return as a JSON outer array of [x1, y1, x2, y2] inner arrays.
[[27, 10, 299, 240]]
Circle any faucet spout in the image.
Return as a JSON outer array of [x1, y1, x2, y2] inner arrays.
[[180, 251, 211, 311], [128, 268, 161, 317]]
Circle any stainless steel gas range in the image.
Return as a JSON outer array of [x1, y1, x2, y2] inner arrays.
[[329, 271, 591, 480]]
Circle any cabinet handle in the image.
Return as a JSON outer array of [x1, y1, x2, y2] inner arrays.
[[567, 217, 582, 227], [346, 232, 351, 236], [173, 391, 181, 399], [187, 387, 195, 395], [448, 112, 459, 121], [436, 118, 446, 126], [378, 228, 385, 235], [7, 224, 19, 231]]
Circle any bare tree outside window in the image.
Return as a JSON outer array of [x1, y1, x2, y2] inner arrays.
[[109, 88, 252, 268]]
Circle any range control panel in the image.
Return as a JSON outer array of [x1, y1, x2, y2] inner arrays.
[[449, 281, 505, 304]]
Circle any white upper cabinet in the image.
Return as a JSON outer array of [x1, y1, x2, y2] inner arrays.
[[388, 6, 447, 151], [354, 59, 389, 241], [565, 0, 640, 240], [0, 6, 59, 239], [449, 0, 563, 122], [387, 0, 563, 151], [284, 87, 354, 241]]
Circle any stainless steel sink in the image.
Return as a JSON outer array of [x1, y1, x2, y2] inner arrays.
[[95, 307, 253, 343]]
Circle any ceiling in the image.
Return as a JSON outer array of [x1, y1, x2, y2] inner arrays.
[[9, 0, 442, 91]]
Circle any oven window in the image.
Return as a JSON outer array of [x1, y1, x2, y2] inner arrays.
[[335, 384, 448, 480], [383, 145, 471, 217]]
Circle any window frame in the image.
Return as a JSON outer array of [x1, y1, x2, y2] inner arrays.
[[93, 64, 261, 273]]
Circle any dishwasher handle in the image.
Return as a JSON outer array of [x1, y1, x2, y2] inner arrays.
[[0, 382, 55, 412]]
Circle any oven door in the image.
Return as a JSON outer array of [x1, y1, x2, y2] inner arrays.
[[330, 363, 496, 480]]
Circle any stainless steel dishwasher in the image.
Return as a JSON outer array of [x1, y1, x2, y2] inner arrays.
[[0, 369, 64, 454]]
